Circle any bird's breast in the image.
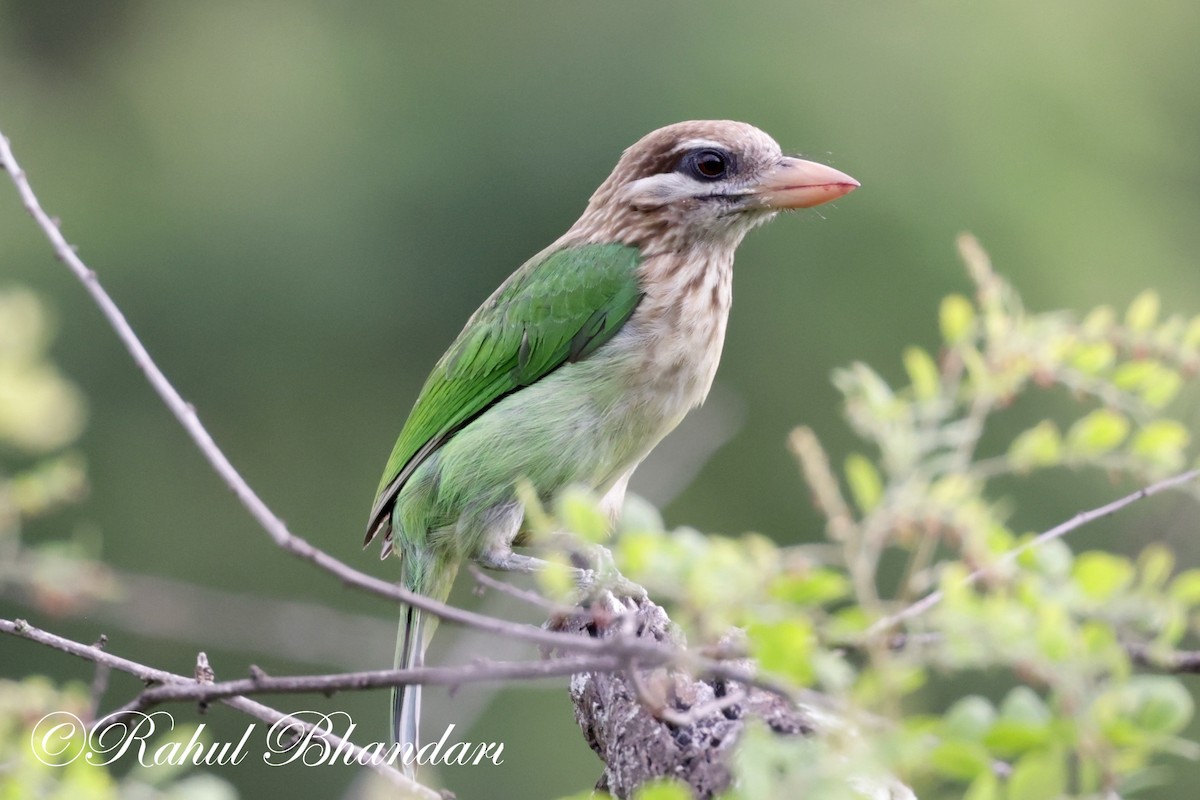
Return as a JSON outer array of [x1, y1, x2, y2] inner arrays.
[[613, 248, 735, 419]]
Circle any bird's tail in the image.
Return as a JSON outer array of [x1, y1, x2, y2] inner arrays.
[[391, 563, 455, 778], [393, 602, 426, 777]]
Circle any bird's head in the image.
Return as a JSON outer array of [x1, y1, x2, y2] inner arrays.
[[572, 120, 858, 252]]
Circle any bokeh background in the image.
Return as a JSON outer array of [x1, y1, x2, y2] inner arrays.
[[2, 2, 1199, 798]]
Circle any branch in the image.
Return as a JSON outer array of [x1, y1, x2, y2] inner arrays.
[[108, 653, 623, 719], [0, 618, 438, 799], [1126, 642, 1200, 674], [867, 468, 1200, 638]]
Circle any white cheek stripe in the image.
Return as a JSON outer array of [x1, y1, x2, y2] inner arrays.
[[624, 172, 705, 204]]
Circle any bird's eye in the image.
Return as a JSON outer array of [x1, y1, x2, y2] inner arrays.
[[683, 149, 732, 181]]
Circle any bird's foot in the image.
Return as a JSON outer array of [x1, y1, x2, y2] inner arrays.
[[568, 544, 648, 601], [475, 545, 646, 601]]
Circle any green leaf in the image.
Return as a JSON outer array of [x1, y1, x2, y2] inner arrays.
[[1130, 420, 1190, 468], [536, 553, 576, 599], [633, 779, 692, 800], [1112, 359, 1160, 390], [1073, 551, 1134, 600], [1081, 304, 1116, 336], [844, 454, 883, 514], [1141, 367, 1183, 409], [1169, 569, 1200, 605], [1138, 544, 1175, 589], [1125, 289, 1160, 331], [930, 740, 992, 781], [903, 345, 941, 401], [1096, 676, 1194, 741], [999, 686, 1051, 726], [984, 720, 1051, 756], [1006, 750, 1066, 800], [940, 294, 976, 344], [1112, 361, 1183, 409], [964, 772, 1000, 800], [747, 618, 815, 686], [1070, 341, 1116, 375], [941, 696, 997, 741], [1007, 421, 1062, 471], [1128, 677, 1194, 735], [555, 485, 609, 543], [1183, 315, 1200, 351], [1065, 408, 1129, 457], [769, 568, 851, 606]]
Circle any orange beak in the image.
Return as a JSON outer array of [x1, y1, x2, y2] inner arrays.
[[753, 157, 859, 209]]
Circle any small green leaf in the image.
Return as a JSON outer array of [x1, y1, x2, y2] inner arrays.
[[555, 485, 610, 543], [1007, 421, 1062, 471], [1066, 408, 1129, 457], [633, 779, 692, 800], [903, 345, 941, 401], [747, 618, 815, 686], [1183, 315, 1200, 351], [940, 294, 976, 344], [930, 740, 992, 780], [1074, 551, 1135, 600], [536, 553, 576, 599], [964, 772, 1000, 800], [1096, 676, 1194, 740], [1081, 305, 1116, 336], [844, 454, 883, 514], [999, 686, 1052, 725], [1112, 361, 1183, 409], [769, 568, 851, 606], [1130, 420, 1190, 468], [1141, 367, 1183, 409], [941, 696, 997, 741], [1112, 360, 1160, 390], [1070, 341, 1116, 375], [984, 720, 1051, 756], [1169, 569, 1200, 605], [1138, 544, 1175, 589], [1006, 750, 1066, 800], [1125, 289, 1161, 332]]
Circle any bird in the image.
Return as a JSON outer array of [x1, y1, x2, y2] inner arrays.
[[363, 119, 858, 770]]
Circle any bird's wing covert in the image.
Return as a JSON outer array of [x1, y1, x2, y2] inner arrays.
[[365, 243, 643, 543]]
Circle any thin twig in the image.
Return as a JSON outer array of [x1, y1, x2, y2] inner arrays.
[[84, 633, 110, 725], [867, 468, 1200, 638], [107, 652, 623, 722], [467, 564, 578, 615]]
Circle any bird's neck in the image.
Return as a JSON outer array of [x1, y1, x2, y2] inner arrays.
[[626, 242, 737, 415]]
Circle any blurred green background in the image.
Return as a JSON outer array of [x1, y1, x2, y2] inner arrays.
[[2, 1, 1199, 798]]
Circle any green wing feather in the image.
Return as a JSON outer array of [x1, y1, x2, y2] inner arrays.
[[365, 243, 643, 544]]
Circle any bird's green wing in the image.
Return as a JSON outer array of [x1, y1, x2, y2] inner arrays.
[[365, 242, 643, 544]]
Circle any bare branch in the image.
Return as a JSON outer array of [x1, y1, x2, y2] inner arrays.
[[867, 468, 1200, 638], [109, 653, 623, 720]]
